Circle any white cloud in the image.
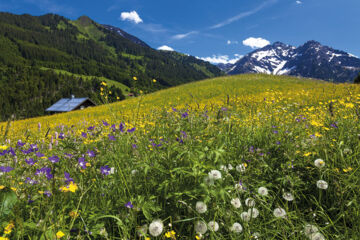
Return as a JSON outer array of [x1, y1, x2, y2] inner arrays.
[[197, 54, 243, 65], [296, 1, 302, 4], [227, 40, 239, 45], [120, 11, 143, 24], [243, 37, 270, 49], [172, 31, 198, 40], [210, 0, 278, 29], [157, 45, 174, 51]]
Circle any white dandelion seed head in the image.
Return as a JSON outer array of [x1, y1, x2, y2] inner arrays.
[[245, 198, 256, 207], [252, 232, 261, 239], [240, 211, 251, 222], [208, 170, 222, 180], [283, 192, 294, 201], [314, 159, 325, 168], [316, 180, 328, 190], [131, 169, 138, 175], [196, 201, 207, 214], [228, 164, 234, 170], [273, 208, 287, 218], [208, 221, 219, 232], [230, 222, 243, 233], [236, 164, 246, 172], [194, 221, 207, 234], [304, 224, 319, 237], [230, 198, 242, 208], [309, 232, 325, 240], [204, 176, 215, 186], [149, 219, 163, 237], [248, 208, 259, 218], [258, 186, 268, 196]]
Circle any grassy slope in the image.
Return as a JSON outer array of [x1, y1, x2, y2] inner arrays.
[[1, 74, 360, 239]]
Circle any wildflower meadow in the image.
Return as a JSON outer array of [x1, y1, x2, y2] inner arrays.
[[0, 74, 360, 239]]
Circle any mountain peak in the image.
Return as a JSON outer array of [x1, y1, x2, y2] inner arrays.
[[303, 40, 322, 47], [76, 15, 94, 26]]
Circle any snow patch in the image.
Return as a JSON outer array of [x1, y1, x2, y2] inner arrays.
[[273, 61, 287, 75]]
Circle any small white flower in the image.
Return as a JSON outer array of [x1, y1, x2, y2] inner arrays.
[[149, 220, 163, 237], [110, 167, 115, 174], [245, 198, 255, 207], [220, 165, 228, 172], [314, 159, 325, 168], [304, 224, 319, 237], [273, 208, 286, 218], [252, 232, 261, 239], [131, 169, 138, 175], [208, 221, 219, 232], [316, 180, 328, 190], [240, 211, 251, 222], [248, 208, 259, 218], [258, 186, 268, 196], [309, 232, 325, 240], [208, 170, 222, 180], [227, 164, 234, 170], [230, 222, 243, 233], [231, 198, 242, 208], [236, 164, 246, 172], [194, 221, 207, 234], [283, 192, 294, 201], [196, 201, 207, 214]]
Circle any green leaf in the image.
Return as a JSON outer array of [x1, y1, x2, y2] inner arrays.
[[0, 190, 18, 219]]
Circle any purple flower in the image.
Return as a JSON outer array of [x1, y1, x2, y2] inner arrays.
[[64, 153, 73, 159], [180, 131, 187, 138], [100, 165, 111, 175], [25, 158, 36, 166], [276, 141, 281, 145], [58, 133, 65, 139], [119, 123, 125, 132], [25, 177, 38, 185], [127, 127, 136, 133], [132, 144, 137, 149], [125, 201, 134, 209], [88, 126, 95, 131], [330, 122, 338, 128], [17, 140, 26, 147], [22, 149, 32, 154], [48, 155, 59, 163], [78, 157, 88, 169], [181, 112, 189, 118], [81, 132, 87, 138], [44, 190, 52, 197], [64, 172, 73, 184], [102, 120, 109, 126], [111, 124, 116, 132], [172, 107, 178, 112], [35, 167, 53, 180], [108, 135, 116, 141], [249, 146, 254, 153], [87, 150, 96, 157], [36, 152, 45, 158], [273, 130, 278, 134], [0, 166, 14, 172], [221, 107, 228, 111]]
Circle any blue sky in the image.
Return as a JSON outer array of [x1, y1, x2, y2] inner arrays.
[[1, 0, 359, 64]]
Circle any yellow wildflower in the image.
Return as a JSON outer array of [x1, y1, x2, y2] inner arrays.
[[165, 230, 176, 238], [345, 103, 354, 108], [101, 81, 107, 86], [4, 222, 15, 234], [0, 237, 9, 240], [10, 187, 17, 192], [0, 145, 8, 150], [343, 167, 353, 173], [303, 152, 312, 157], [153, 79, 157, 83], [0, 185, 5, 190], [60, 182, 78, 193], [133, 76, 137, 81], [56, 231, 65, 239], [69, 210, 79, 218]]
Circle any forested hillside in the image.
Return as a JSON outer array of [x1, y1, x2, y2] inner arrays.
[[0, 12, 222, 121]]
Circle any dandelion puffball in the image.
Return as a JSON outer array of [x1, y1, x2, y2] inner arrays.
[[149, 220, 163, 237], [314, 159, 325, 168], [245, 198, 255, 207], [195, 201, 207, 214], [231, 198, 242, 208], [248, 208, 259, 218], [240, 211, 251, 222], [304, 224, 319, 237], [208, 221, 219, 232], [258, 186, 268, 196], [308, 232, 325, 240], [194, 221, 207, 234], [208, 170, 222, 180], [316, 180, 328, 190], [273, 208, 287, 218], [230, 222, 243, 233], [283, 192, 294, 201]]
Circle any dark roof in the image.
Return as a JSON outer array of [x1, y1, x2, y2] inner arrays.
[[46, 97, 95, 112]]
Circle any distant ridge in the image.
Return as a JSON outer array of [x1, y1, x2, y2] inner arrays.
[[222, 40, 360, 82]]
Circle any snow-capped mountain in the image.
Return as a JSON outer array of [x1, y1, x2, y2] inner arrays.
[[225, 40, 360, 82], [102, 24, 150, 48]]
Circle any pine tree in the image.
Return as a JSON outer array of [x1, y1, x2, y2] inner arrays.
[[354, 72, 360, 84]]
